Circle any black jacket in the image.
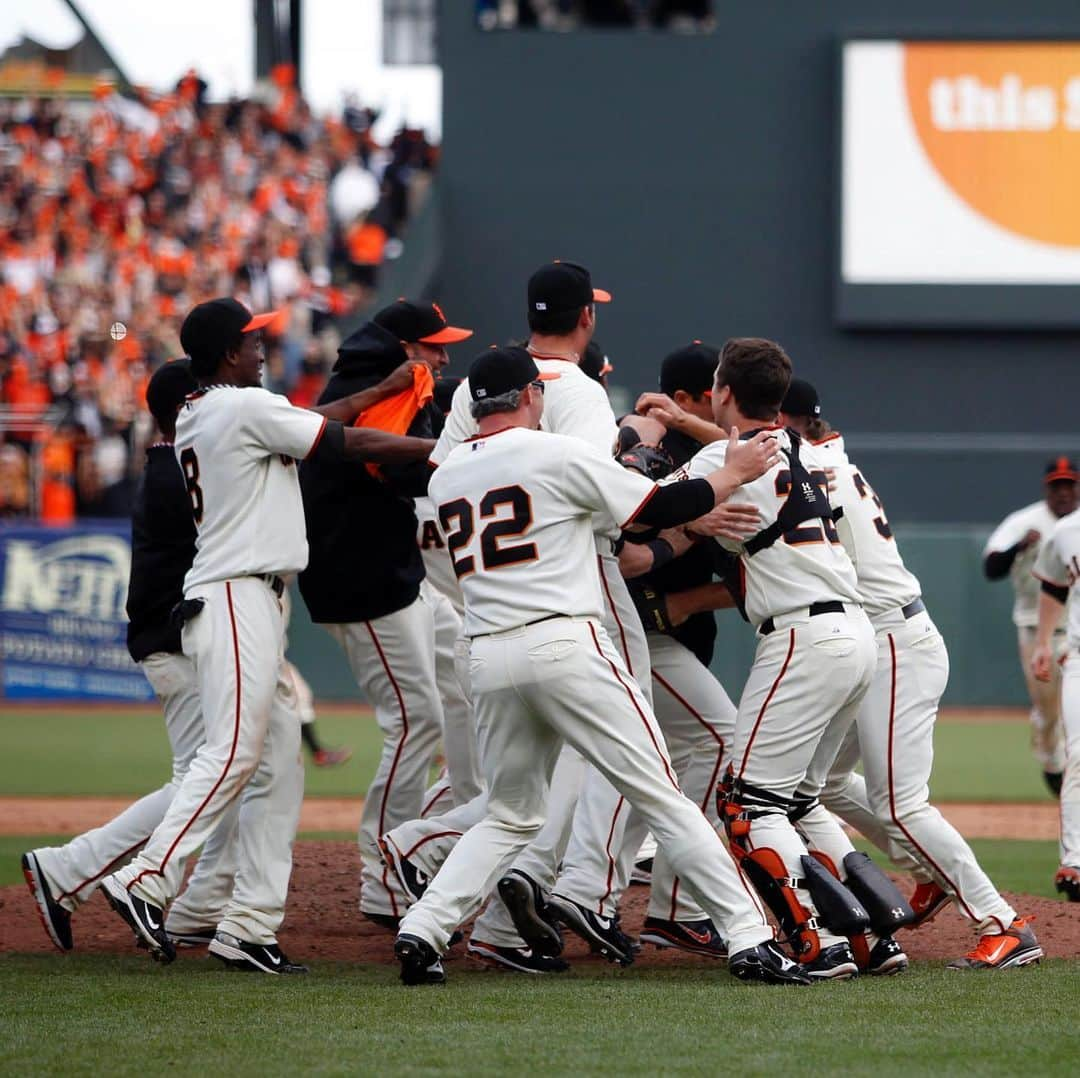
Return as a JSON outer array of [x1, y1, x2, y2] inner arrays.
[[126, 445, 196, 662], [299, 322, 435, 623]]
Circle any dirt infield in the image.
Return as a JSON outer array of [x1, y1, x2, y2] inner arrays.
[[0, 796, 1059, 840], [3, 841, 1078, 963]]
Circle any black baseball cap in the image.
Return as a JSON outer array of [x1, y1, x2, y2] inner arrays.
[[468, 346, 560, 401], [580, 340, 614, 384], [146, 358, 197, 426], [180, 297, 278, 375], [660, 341, 719, 397], [433, 376, 461, 414], [781, 378, 821, 418], [1045, 456, 1079, 484], [527, 260, 612, 316], [374, 299, 473, 345]]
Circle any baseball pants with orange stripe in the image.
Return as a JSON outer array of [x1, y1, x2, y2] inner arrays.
[[110, 577, 304, 946], [552, 633, 734, 924], [807, 608, 1016, 934], [729, 607, 876, 949], [398, 616, 772, 956], [324, 592, 445, 918]]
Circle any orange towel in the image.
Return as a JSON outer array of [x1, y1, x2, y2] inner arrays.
[[356, 363, 434, 477]]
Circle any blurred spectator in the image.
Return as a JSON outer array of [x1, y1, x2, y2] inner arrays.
[[477, 0, 714, 30], [0, 72, 437, 519]]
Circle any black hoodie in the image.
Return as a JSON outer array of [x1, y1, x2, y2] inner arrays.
[[298, 321, 436, 623]]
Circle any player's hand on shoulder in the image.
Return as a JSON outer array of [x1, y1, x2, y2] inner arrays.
[[723, 426, 780, 483], [635, 391, 685, 429], [687, 501, 761, 541]]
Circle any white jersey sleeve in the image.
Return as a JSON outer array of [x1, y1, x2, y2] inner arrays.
[[430, 378, 477, 466], [1033, 510, 1080, 646], [1033, 525, 1069, 587], [561, 440, 659, 534], [535, 360, 618, 456], [985, 501, 1056, 628], [244, 388, 327, 460]]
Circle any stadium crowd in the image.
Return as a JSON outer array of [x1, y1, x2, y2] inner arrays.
[[0, 71, 436, 521]]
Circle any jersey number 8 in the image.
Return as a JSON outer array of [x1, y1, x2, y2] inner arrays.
[[439, 485, 537, 578], [180, 447, 204, 524]]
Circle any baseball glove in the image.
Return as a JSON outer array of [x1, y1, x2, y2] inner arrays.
[[616, 444, 675, 482], [630, 581, 676, 635]]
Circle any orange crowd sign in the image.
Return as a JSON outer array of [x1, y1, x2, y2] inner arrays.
[[905, 42, 1080, 247]]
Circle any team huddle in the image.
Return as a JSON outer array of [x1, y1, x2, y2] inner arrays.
[[22, 260, 1074, 986]]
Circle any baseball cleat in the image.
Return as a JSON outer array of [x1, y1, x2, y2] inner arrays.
[[947, 917, 1043, 971], [379, 836, 429, 904], [100, 875, 175, 963], [467, 939, 570, 974], [801, 942, 860, 981], [639, 916, 728, 959], [165, 926, 218, 948], [728, 940, 812, 986], [496, 871, 564, 958], [395, 933, 446, 986], [209, 931, 308, 974], [21, 852, 72, 952], [545, 892, 634, 966], [865, 935, 909, 976], [313, 747, 353, 768], [1054, 866, 1080, 902], [630, 857, 653, 886], [907, 881, 952, 928]]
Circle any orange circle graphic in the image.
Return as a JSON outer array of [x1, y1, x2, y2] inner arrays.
[[905, 42, 1080, 247]]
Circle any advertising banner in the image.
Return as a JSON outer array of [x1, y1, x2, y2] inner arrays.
[[839, 40, 1080, 326], [0, 523, 152, 701]]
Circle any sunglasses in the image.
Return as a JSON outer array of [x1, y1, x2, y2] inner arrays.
[[530, 380, 546, 394]]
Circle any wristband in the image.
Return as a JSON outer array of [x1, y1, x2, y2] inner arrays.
[[646, 537, 675, 570]]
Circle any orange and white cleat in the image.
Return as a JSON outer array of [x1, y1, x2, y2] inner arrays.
[[907, 881, 952, 928], [946, 917, 1043, 971], [1055, 865, 1080, 902]]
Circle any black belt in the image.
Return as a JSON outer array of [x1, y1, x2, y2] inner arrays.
[[472, 612, 566, 639], [901, 598, 925, 619], [256, 574, 286, 598], [759, 600, 845, 636]]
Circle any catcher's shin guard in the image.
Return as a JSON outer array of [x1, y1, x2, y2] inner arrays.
[[800, 853, 871, 936], [842, 851, 915, 933]]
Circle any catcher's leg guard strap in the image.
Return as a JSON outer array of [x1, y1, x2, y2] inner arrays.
[[739, 847, 822, 961], [842, 851, 915, 932], [800, 854, 870, 936]]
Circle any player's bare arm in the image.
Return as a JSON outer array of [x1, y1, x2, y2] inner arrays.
[[635, 391, 726, 444], [340, 426, 436, 462], [665, 581, 735, 626], [310, 360, 424, 423], [1030, 584, 1066, 682], [617, 527, 694, 579]]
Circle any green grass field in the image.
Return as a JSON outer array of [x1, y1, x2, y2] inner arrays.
[[1, 708, 1074, 1076]]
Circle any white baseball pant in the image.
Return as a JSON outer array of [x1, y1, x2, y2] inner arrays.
[[729, 607, 876, 947], [1060, 654, 1080, 868], [1019, 625, 1066, 774], [398, 616, 771, 956], [814, 608, 1016, 934], [110, 577, 304, 945], [323, 592, 444, 918], [553, 633, 734, 923]]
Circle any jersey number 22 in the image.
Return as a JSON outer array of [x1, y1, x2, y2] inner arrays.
[[439, 485, 537, 578]]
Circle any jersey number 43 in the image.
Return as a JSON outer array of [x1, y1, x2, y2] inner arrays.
[[439, 485, 537, 578]]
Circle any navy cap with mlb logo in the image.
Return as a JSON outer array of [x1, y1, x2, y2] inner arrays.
[[468, 346, 561, 401]]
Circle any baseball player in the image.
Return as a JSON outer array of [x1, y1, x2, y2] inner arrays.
[[299, 299, 474, 927], [381, 262, 666, 971], [393, 345, 808, 987], [1032, 512, 1080, 902], [678, 339, 919, 981], [22, 361, 238, 951], [785, 382, 1042, 972], [100, 298, 435, 972], [985, 460, 1078, 795]]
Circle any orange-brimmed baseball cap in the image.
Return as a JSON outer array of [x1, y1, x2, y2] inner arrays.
[[528, 261, 612, 314], [374, 299, 474, 346], [243, 310, 280, 332], [1045, 456, 1079, 483]]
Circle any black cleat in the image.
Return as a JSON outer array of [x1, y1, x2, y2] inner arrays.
[[728, 940, 812, 985], [802, 941, 859, 981], [100, 875, 175, 963], [1055, 866, 1080, 902], [497, 871, 564, 958], [166, 926, 218, 948], [21, 852, 72, 952], [467, 939, 569, 974], [866, 935, 908, 976], [395, 933, 446, 985], [546, 892, 635, 966], [639, 916, 727, 959], [209, 931, 308, 974], [379, 836, 429, 904]]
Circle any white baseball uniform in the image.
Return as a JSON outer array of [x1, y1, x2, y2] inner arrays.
[[109, 386, 320, 945], [397, 425, 771, 956], [683, 429, 876, 951], [986, 501, 1067, 774], [812, 453, 1017, 934], [1033, 512, 1080, 869]]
